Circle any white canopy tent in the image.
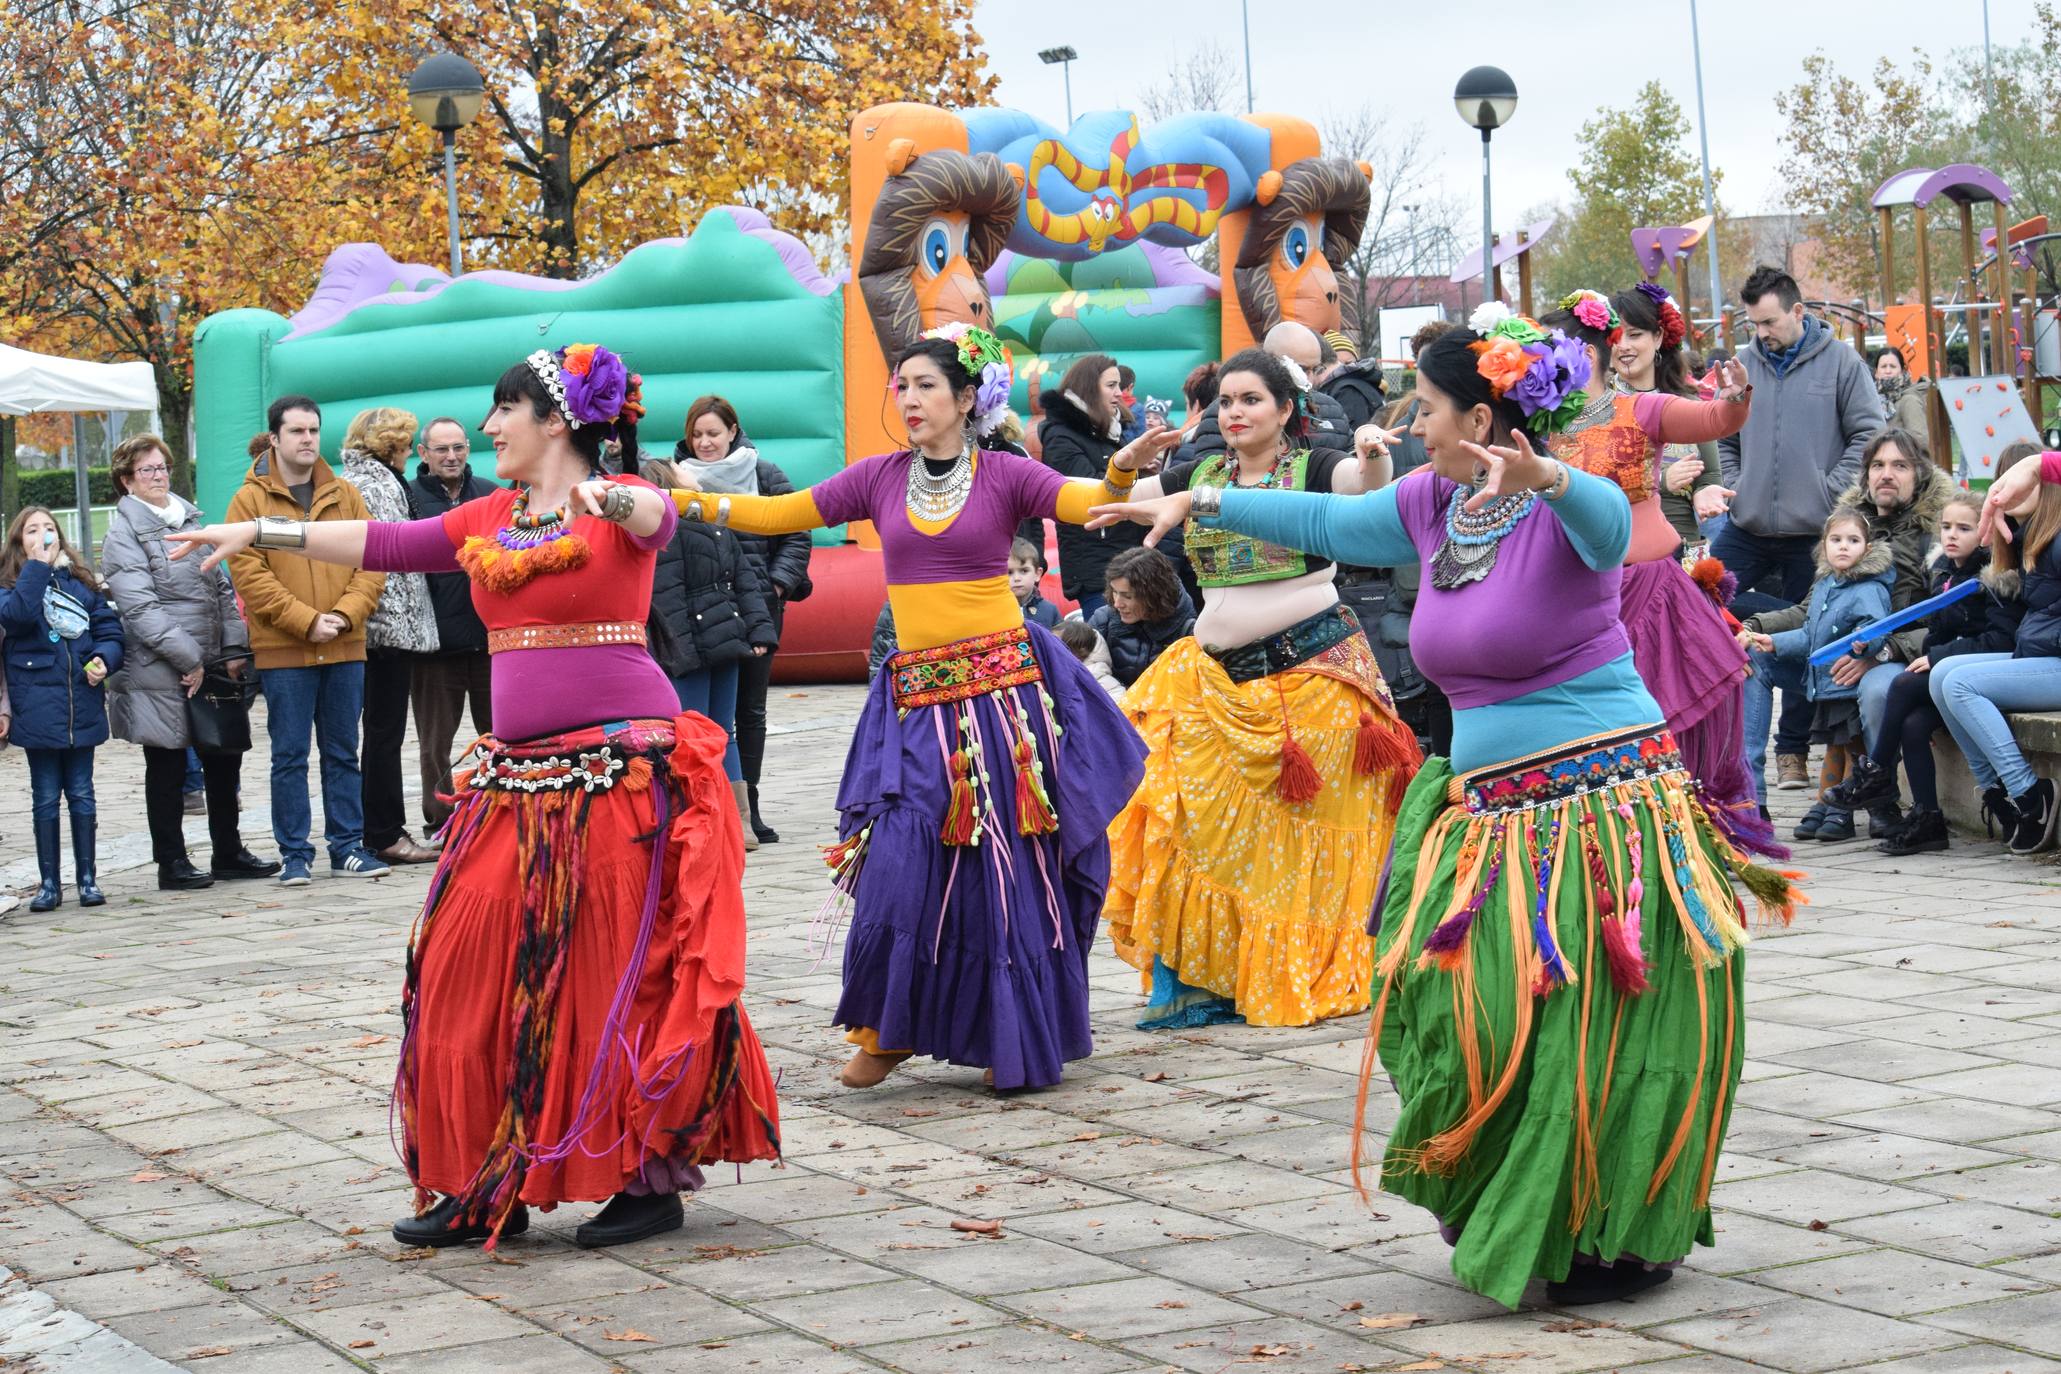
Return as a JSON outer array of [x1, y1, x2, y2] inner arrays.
[[0, 342, 161, 549]]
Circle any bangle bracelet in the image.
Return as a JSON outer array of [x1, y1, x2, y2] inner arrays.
[[715, 496, 732, 527], [599, 483, 637, 524], [1541, 460, 1572, 502], [1190, 484, 1223, 518], [253, 516, 306, 550]]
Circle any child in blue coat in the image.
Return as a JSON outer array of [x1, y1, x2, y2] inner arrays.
[[1741, 508, 1894, 843], [0, 507, 126, 910]]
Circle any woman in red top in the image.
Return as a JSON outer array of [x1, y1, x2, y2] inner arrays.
[[172, 345, 780, 1252]]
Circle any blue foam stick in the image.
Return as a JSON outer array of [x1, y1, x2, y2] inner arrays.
[[1806, 577, 1984, 665]]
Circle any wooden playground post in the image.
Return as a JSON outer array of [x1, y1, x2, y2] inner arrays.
[[1912, 204, 1949, 465], [1994, 198, 2015, 377], [1516, 228, 1533, 317], [1958, 200, 1981, 378], [1878, 207, 1897, 309]]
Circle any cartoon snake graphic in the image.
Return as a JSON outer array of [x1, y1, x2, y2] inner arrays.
[[1019, 119, 1230, 252]]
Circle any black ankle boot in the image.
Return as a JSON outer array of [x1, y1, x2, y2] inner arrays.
[[1547, 1259, 1676, 1306], [1880, 806, 1949, 856], [391, 1195, 528, 1248], [1826, 755, 1898, 811], [748, 784, 779, 845], [575, 1191, 684, 1248], [158, 858, 214, 891], [1983, 784, 2022, 841], [29, 818, 61, 912], [71, 814, 104, 906]]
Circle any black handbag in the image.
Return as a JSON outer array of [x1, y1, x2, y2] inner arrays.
[[186, 651, 256, 756]]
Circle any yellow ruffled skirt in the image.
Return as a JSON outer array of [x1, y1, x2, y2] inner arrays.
[[1105, 636, 1417, 1027]]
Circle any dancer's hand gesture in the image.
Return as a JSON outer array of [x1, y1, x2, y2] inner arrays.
[[1459, 430, 1560, 512], [1086, 490, 1192, 548], [1981, 457, 2045, 544]]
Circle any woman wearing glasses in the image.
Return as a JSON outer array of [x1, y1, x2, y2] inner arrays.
[[102, 435, 280, 888]]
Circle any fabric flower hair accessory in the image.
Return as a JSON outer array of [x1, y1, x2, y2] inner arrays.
[[1557, 289, 1620, 337], [527, 344, 643, 431], [922, 321, 1016, 436], [1634, 281, 1689, 349], [1470, 314, 1593, 437]]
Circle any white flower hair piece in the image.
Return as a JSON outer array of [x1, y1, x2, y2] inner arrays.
[[1469, 300, 1515, 334], [1279, 357, 1314, 394]]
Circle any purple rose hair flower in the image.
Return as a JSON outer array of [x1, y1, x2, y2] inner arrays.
[[1505, 342, 1562, 416], [561, 345, 629, 427]]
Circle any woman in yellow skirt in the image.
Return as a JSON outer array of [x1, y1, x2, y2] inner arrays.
[[1099, 347, 1420, 1028]]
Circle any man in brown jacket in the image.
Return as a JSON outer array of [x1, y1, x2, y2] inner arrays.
[[226, 395, 391, 885]]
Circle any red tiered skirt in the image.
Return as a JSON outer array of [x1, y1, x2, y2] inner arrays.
[[396, 715, 780, 1239]]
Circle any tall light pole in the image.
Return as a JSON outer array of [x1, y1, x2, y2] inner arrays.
[[1038, 46, 1078, 127], [1240, 0, 1255, 113], [1454, 66, 1518, 314], [1689, 0, 1726, 346], [408, 53, 485, 278]]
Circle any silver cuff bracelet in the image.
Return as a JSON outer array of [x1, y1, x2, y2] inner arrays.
[[253, 516, 307, 550], [1189, 485, 1224, 519]]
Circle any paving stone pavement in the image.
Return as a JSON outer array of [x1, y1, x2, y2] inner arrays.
[[4, 687, 2061, 1372]]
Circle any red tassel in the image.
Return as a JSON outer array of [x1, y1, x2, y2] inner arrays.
[[1601, 915, 1650, 996], [1013, 736, 1057, 835], [1354, 709, 1421, 775], [940, 750, 978, 846], [1277, 731, 1322, 803]]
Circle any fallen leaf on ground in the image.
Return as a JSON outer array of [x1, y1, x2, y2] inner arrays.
[[949, 1218, 1002, 1235], [1395, 1363, 1445, 1372], [1807, 1219, 1829, 1231], [350, 1034, 391, 1048], [186, 1348, 234, 1359], [1249, 1344, 1294, 1357], [1358, 1312, 1422, 1330], [466, 1293, 502, 1301], [1144, 1071, 1170, 1082], [341, 1226, 364, 1236], [603, 1329, 656, 1343], [1070, 1132, 1101, 1142], [130, 1170, 167, 1183], [163, 1040, 203, 1049], [1541, 1320, 1595, 1332], [1339, 1300, 1365, 1312], [346, 1340, 376, 1349], [1156, 1299, 1188, 1309]]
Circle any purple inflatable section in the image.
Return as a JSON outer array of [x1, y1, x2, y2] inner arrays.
[[280, 206, 836, 342]]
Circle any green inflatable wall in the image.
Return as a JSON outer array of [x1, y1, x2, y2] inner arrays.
[[191, 209, 848, 541]]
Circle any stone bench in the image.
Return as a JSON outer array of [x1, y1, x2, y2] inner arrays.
[[1935, 711, 2061, 833]]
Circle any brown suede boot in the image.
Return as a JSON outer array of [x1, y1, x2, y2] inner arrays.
[[729, 780, 759, 852]]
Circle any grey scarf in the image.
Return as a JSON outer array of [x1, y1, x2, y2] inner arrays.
[[681, 443, 761, 495]]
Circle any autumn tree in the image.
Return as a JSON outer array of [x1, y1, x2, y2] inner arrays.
[[1532, 81, 1720, 308], [316, 0, 996, 278], [0, 0, 446, 498], [1773, 50, 1948, 300]]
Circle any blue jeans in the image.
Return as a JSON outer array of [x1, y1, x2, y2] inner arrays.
[[1743, 650, 1807, 804], [26, 746, 95, 823], [1858, 661, 1903, 749], [673, 661, 742, 782], [1930, 653, 2061, 798], [183, 748, 203, 794], [260, 662, 366, 867], [1717, 523, 1819, 778]]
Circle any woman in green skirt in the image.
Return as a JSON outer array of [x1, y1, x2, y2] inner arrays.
[[1090, 310, 1800, 1308]]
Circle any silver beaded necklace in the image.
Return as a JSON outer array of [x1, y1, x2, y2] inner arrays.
[[905, 444, 975, 522]]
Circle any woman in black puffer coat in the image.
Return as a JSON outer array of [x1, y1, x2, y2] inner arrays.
[[1038, 353, 1189, 616], [642, 458, 778, 849], [673, 396, 814, 844]]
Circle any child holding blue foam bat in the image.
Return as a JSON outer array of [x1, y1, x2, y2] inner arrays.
[[1824, 491, 2023, 854], [1739, 508, 1893, 843]]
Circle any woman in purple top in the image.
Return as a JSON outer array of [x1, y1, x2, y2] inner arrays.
[[1092, 321, 1800, 1309]]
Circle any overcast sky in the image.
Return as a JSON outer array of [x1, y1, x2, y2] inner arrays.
[[972, 0, 2042, 224]]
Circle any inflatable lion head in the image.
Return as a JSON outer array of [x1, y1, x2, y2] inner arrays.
[[1233, 157, 1372, 341], [857, 147, 1021, 359]]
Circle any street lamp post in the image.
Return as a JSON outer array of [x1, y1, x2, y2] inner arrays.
[[1453, 66, 1518, 315], [1688, 0, 1726, 346], [1038, 46, 1078, 127], [408, 53, 486, 278]]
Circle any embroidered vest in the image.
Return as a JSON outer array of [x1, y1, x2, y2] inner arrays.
[[1183, 450, 1313, 587]]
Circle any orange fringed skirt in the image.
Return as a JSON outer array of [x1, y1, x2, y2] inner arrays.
[[396, 715, 780, 1243]]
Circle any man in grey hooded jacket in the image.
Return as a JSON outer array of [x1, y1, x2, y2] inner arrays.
[[1716, 266, 1886, 798]]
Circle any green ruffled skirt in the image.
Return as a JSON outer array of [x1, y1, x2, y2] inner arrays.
[[1359, 724, 1796, 1308]]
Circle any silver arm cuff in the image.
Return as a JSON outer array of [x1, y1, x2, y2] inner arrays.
[[599, 483, 638, 524], [1189, 484, 1223, 519], [252, 516, 307, 550]]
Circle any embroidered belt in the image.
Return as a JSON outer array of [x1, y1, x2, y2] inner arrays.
[[454, 719, 675, 795], [487, 619, 647, 655], [1205, 603, 1365, 685], [889, 625, 1043, 710], [1460, 725, 1683, 816]]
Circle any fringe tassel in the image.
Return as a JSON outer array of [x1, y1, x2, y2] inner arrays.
[[940, 748, 978, 846], [1011, 730, 1058, 836], [1354, 708, 1421, 776], [1733, 857, 1807, 927], [1274, 679, 1323, 803], [1601, 913, 1649, 996]]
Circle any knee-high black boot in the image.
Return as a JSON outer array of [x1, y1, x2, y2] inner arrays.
[[71, 813, 104, 906], [30, 818, 61, 912]]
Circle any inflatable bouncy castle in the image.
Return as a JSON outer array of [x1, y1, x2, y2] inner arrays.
[[193, 103, 1371, 678]]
